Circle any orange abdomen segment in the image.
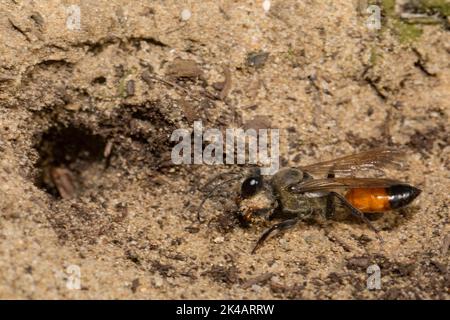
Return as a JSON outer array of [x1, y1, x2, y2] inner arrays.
[[345, 188, 391, 212]]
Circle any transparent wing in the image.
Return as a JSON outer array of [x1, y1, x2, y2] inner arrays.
[[299, 148, 404, 176], [289, 177, 405, 193]]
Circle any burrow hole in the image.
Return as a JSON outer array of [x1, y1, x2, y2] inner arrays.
[[34, 124, 106, 199]]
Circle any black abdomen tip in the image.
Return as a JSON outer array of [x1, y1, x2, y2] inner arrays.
[[387, 185, 422, 209]]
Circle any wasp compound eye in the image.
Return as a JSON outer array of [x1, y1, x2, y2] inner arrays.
[[241, 176, 263, 199]]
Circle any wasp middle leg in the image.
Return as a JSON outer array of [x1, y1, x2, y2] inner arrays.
[[325, 194, 335, 219], [329, 191, 383, 242]]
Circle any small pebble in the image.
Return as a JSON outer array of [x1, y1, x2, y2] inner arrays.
[[263, 0, 271, 13], [180, 9, 192, 21], [153, 275, 163, 288], [271, 275, 280, 282], [214, 236, 225, 244], [279, 238, 290, 250], [251, 284, 262, 292], [246, 51, 269, 68], [270, 262, 280, 270]]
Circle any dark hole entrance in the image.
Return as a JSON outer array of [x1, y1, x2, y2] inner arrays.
[[92, 76, 107, 85], [34, 124, 106, 199]]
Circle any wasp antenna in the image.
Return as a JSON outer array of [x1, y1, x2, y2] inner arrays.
[[199, 171, 241, 192]]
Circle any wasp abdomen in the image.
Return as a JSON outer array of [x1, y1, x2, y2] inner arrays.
[[386, 185, 422, 209], [345, 185, 421, 213]]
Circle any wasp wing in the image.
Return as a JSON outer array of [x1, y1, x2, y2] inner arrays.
[[289, 177, 405, 193], [299, 148, 404, 176]]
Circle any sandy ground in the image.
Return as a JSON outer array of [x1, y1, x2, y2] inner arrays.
[[0, 0, 449, 299]]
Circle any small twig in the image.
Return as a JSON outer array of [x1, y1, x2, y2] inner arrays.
[[242, 272, 274, 289], [326, 232, 353, 252], [442, 234, 450, 256], [142, 71, 201, 101], [219, 66, 232, 101], [8, 17, 32, 42], [103, 140, 114, 158]]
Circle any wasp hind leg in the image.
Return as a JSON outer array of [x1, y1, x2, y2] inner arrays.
[[325, 172, 335, 219], [252, 218, 299, 254], [330, 192, 384, 243]]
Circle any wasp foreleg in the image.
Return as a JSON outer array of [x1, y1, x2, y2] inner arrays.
[[252, 218, 299, 254]]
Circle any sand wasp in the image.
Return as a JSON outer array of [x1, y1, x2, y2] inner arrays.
[[197, 148, 421, 253]]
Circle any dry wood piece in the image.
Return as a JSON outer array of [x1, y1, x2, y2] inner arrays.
[[130, 278, 140, 293], [0, 76, 16, 82], [49, 167, 77, 199], [243, 115, 271, 131], [8, 16, 32, 42], [327, 232, 353, 253], [141, 70, 153, 86], [242, 272, 274, 289], [442, 234, 450, 256], [219, 66, 232, 101], [126, 80, 135, 96], [141, 71, 202, 101], [166, 58, 203, 79], [179, 98, 197, 123], [30, 12, 45, 28], [103, 140, 114, 158]]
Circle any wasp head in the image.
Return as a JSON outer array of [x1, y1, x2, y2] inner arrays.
[[236, 168, 277, 226]]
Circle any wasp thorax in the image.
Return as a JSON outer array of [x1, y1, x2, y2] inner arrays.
[[271, 167, 307, 192]]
